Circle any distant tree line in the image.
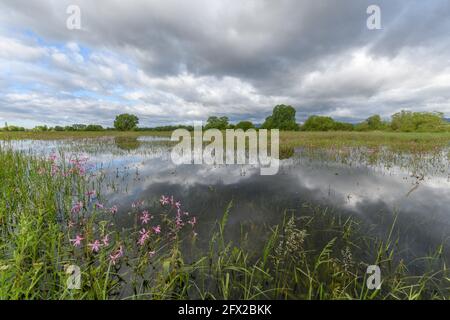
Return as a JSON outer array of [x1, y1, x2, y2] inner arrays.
[[0, 114, 139, 132], [1, 108, 449, 133], [0, 123, 109, 132], [203, 105, 450, 132], [299, 111, 449, 132]]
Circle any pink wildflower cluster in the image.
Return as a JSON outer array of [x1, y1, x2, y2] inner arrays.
[[160, 195, 197, 232], [70, 230, 124, 265], [44, 153, 91, 178], [68, 156, 89, 176], [68, 195, 196, 272]]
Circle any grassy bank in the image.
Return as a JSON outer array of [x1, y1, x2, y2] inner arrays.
[[0, 130, 171, 140], [280, 131, 450, 152], [0, 147, 448, 299], [2, 130, 450, 150]]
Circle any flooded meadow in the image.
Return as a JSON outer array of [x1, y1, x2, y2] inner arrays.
[[1, 135, 449, 299]]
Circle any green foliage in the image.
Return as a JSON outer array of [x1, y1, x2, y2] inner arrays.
[[114, 114, 139, 131], [1, 125, 25, 132], [32, 125, 48, 132], [262, 105, 299, 130], [72, 124, 87, 131], [85, 124, 104, 131], [301, 115, 336, 131], [204, 116, 229, 130], [355, 115, 386, 131], [333, 121, 354, 131], [367, 115, 383, 130], [137, 125, 194, 131], [64, 126, 75, 131], [391, 110, 447, 132], [234, 121, 255, 130]]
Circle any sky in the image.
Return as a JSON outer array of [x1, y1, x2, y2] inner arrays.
[[1, 0, 450, 128]]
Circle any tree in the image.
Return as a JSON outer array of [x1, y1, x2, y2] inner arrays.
[[301, 115, 336, 131], [355, 114, 385, 131], [333, 121, 354, 131], [391, 111, 445, 132], [367, 115, 383, 130], [204, 116, 229, 130], [33, 125, 48, 132], [262, 105, 298, 130], [72, 124, 87, 131], [114, 114, 139, 131], [235, 121, 255, 130], [85, 124, 104, 131]]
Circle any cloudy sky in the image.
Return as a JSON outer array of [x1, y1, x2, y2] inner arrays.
[[1, 0, 450, 128]]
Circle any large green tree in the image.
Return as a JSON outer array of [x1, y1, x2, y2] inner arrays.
[[355, 114, 385, 131], [391, 111, 445, 132], [235, 121, 255, 130], [204, 116, 229, 130], [301, 115, 336, 131], [114, 114, 139, 131], [262, 105, 298, 130]]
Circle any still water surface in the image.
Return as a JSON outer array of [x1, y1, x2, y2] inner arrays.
[[3, 137, 450, 260]]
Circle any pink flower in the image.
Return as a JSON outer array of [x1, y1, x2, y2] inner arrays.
[[159, 195, 170, 206], [175, 216, 184, 229], [68, 220, 75, 228], [88, 240, 101, 253], [95, 202, 104, 209], [102, 235, 110, 246], [188, 217, 197, 227], [152, 225, 161, 234], [110, 246, 124, 265], [152, 226, 161, 234], [109, 205, 118, 214], [137, 229, 150, 246], [48, 153, 57, 163], [71, 201, 83, 214], [174, 201, 181, 209], [70, 234, 84, 247], [140, 211, 151, 224], [85, 190, 96, 197], [51, 165, 59, 176]]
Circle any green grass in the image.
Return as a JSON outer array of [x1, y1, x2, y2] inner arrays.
[[2, 130, 450, 150], [0, 130, 171, 141], [280, 131, 450, 152], [0, 147, 448, 299]]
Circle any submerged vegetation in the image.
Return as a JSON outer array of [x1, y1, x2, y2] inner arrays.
[[0, 147, 448, 299]]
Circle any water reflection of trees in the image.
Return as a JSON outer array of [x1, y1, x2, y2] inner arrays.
[[114, 137, 141, 151]]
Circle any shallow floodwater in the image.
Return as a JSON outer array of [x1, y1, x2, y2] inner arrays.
[[3, 137, 450, 261]]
